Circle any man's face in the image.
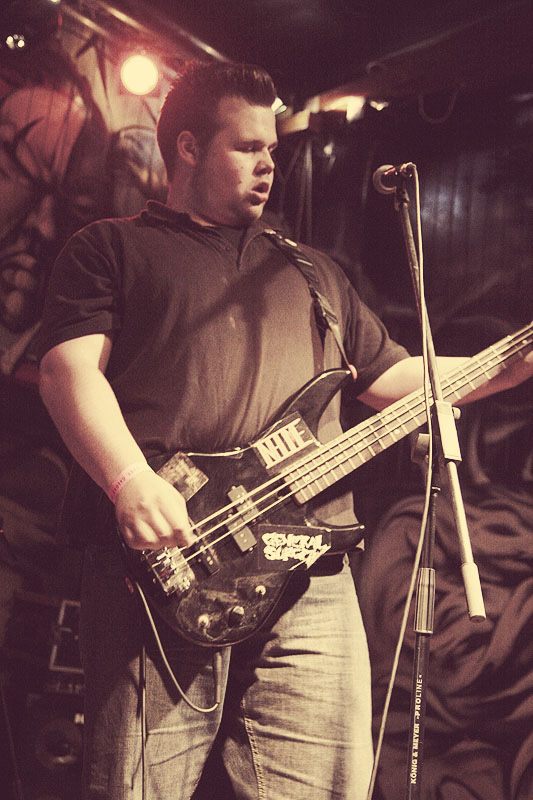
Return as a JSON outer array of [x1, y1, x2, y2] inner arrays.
[[0, 87, 106, 334], [189, 96, 277, 227]]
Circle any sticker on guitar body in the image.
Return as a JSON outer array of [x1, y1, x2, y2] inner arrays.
[[257, 526, 331, 569], [254, 413, 316, 469]]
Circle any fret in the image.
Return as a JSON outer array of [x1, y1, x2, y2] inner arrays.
[[477, 347, 503, 379], [363, 441, 377, 458], [443, 344, 523, 401], [329, 446, 350, 477], [451, 363, 480, 392], [309, 467, 329, 494], [293, 477, 313, 503]]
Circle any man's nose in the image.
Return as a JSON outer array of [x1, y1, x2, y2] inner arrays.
[[25, 194, 56, 242], [256, 149, 275, 174]]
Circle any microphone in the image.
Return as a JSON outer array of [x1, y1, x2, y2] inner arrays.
[[372, 162, 415, 194]]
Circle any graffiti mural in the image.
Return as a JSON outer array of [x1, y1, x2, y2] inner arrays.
[[0, 83, 108, 350], [0, 8, 175, 770], [0, 7, 180, 794]]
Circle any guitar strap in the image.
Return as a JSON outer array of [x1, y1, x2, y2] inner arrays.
[[263, 228, 357, 380]]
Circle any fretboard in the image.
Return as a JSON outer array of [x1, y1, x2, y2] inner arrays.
[[288, 321, 533, 502]]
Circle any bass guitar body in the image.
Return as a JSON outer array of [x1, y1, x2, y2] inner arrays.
[[128, 370, 362, 647]]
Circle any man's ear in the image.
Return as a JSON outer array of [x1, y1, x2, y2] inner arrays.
[[176, 130, 199, 167]]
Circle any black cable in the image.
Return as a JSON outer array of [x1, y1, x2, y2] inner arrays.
[[0, 673, 25, 800], [134, 579, 223, 714]]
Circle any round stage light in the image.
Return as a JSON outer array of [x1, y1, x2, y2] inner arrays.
[[120, 54, 159, 96]]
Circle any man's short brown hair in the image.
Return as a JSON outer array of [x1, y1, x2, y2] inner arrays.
[[156, 60, 277, 180]]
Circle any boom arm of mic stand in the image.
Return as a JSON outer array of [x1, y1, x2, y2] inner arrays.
[[393, 182, 486, 622]]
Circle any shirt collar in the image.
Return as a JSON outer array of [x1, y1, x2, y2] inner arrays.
[[141, 200, 198, 229], [141, 200, 271, 239]]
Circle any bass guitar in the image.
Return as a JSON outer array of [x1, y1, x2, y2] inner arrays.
[[127, 321, 533, 646]]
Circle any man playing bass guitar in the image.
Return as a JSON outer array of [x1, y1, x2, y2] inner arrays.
[[38, 61, 533, 800]]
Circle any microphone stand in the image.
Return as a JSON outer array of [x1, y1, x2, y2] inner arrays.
[[388, 170, 486, 800]]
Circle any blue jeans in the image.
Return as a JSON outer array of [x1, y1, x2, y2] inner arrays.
[[80, 543, 373, 799]]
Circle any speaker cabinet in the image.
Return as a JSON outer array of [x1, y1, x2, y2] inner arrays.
[[1, 593, 83, 800], [2, 690, 83, 800]]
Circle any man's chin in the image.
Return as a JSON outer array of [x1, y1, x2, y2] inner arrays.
[[246, 204, 265, 221], [229, 203, 265, 227], [249, 194, 269, 213]]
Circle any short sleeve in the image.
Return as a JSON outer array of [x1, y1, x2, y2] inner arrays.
[[37, 223, 122, 359], [306, 244, 410, 392], [345, 289, 410, 393]]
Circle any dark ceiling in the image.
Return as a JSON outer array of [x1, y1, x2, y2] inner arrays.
[[4, 0, 531, 106], [113, 0, 533, 104]]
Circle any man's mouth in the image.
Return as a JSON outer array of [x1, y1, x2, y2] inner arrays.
[[250, 182, 271, 202]]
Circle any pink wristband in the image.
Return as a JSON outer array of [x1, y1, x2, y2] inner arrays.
[[107, 462, 151, 504]]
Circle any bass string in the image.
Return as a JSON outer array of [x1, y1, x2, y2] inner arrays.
[[175, 329, 531, 567]]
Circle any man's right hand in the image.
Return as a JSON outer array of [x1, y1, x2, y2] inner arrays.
[[39, 336, 195, 553], [115, 469, 196, 550]]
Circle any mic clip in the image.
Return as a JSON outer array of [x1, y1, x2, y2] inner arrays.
[[373, 162, 415, 195]]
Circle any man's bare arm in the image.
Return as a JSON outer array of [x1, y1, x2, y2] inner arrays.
[[359, 352, 533, 411], [39, 334, 193, 549]]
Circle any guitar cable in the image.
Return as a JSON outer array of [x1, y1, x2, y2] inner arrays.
[[140, 642, 147, 800], [132, 578, 224, 799], [133, 577, 224, 714]]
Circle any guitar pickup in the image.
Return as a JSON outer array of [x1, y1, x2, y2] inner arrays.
[[226, 485, 258, 553], [190, 542, 219, 576]]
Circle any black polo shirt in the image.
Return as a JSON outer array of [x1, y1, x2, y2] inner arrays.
[[39, 201, 408, 542]]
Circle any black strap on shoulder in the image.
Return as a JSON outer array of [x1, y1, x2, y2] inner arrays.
[[263, 228, 357, 380]]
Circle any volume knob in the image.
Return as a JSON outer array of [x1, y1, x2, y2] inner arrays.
[[228, 605, 245, 627], [197, 614, 210, 630]]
